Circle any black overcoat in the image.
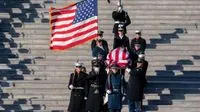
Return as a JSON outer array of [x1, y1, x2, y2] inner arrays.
[[127, 65, 147, 101], [68, 72, 87, 112]]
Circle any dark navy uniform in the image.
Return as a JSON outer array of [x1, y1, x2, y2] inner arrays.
[[113, 27, 130, 50], [91, 31, 109, 54], [92, 45, 108, 61], [106, 71, 126, 112], [131, 36, 146, 53], [112, 10, 131, 35], [113, 35, 130, 50]]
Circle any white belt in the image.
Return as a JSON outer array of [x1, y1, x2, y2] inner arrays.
[[115, 21, 125, 24]]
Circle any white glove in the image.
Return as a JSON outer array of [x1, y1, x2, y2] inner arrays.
[[106, 90, 112, 94], [84, 97, 87, 100], [122, 96, 126, 101], [69, 85, 74, 89], [126, 68, 131, 73], [106, 68, 110, 74]]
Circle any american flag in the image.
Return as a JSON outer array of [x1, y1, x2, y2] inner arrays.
[[49, 0, 98, 50], [106, 47, 130, 68]]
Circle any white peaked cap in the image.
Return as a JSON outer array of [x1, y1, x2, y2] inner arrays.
[[74, 61, 83, 67], [92, 57, 98, 60], [135, 30, 141, 34]]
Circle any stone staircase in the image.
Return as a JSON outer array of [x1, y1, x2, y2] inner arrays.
[[0, 0, 200, 111]]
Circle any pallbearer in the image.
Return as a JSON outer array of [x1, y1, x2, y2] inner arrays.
[[85, 59, 107, 112], [106, 64, 126, 112], [126, 54, 148, 112]]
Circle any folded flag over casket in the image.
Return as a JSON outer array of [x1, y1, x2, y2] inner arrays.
[[106, 47, 130, 68], [49, 0, 98, 50]]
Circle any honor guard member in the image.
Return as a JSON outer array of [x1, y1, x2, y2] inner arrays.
[[112, 3, 131, 36], [91, 30, 109, 54], [126, 54, 148, 112], [106, 64, 126, 112], [113, 27, 130, 50], [85, 59, 107, 112], [68, 62, 88, 112], [131, 30, 146, 53], [131, 42, 145, 56], [92, 38, 108, 61]]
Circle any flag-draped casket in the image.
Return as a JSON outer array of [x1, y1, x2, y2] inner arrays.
[[105, 47, 130, 68]]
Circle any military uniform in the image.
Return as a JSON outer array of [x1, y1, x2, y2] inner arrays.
[[113, 35, 130, 50], [92, 45, 108, 61], [113, 27, 130, 50], [127, 59, 148, 112], [85, 64, 107, 112], [112, 10, 131, 35], [91, 39, 109, 53], [131, 31, 146, 53], [91, 30, 109, 54], [106, 68, 126, 112], [68, 71, 87, 112]]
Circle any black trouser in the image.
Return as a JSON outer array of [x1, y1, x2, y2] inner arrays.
[[109, 109, 121, 112]]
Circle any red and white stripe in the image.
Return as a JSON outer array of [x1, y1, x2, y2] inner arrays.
[[49, 4, 98, 50], [106, 47, 130, 68]]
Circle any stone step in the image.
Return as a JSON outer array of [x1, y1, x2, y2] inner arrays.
[[0, 104, 67, 111], [14, 27, 200, 34], [1, 65, 200, 74], [145, 88, 200, 95], [1, 49, 200, 57], [1, 70, 200, 81], [99, 15, 200, 20], [2, 39, 200, 47], [143, 105, 200, 112], [2, 88, 68, 95], [49, 0, 200, 6], [147, 81, 200, 88], [147, 76, 200, 82], [3, 88, 200, 99], [145, 94, 200, 101], [11, 29, 200, 37], [1, 60, 200, 68], [2, 43, 200, 50], [0, 13, 10, 19], [0, 58, 200, 69], [1, 57, 200, 65], [2, 99, 200, 109], [99, 19, 200, 25], [147, 66, 200, 71], [1, 22, 197, 29], [4, 36, 200, 45], [1, 23, 198, 31], [1, 80, 200, 89], [0, 69, 199, 76], [4, 94, 69, 100], [3, 87, 200, 97], [2, 68, 200, 80], [2, 99, 68, 106], [2, 32, 200, 40]]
